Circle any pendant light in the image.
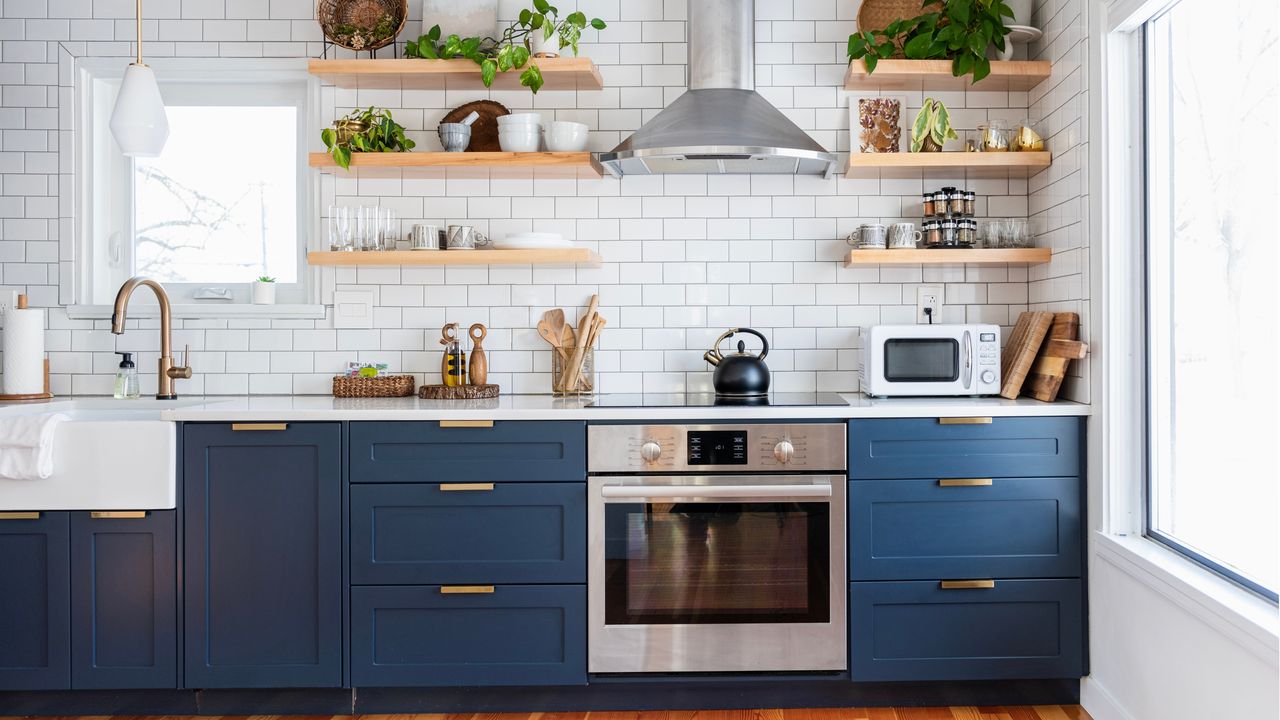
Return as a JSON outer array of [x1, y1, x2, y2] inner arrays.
[[109, 0, 168, 157]]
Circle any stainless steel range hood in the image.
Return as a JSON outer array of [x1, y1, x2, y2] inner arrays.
[[597, 0, 837, 178]]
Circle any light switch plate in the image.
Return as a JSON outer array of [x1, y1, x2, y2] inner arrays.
[[333, 290, 375, 329]]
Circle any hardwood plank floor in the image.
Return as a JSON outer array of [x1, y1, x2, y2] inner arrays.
[[0, 706, 1092, 720]]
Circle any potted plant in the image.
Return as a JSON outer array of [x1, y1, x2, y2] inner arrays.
[[252, 276, 276, 305], [847, 0, 1014, 83], [403, 0, 606, 93], [320, 107, 416, 170], [910, 97, 958, 152]]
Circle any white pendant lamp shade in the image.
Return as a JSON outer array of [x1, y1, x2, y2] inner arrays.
[[110, 63, 168, 157]]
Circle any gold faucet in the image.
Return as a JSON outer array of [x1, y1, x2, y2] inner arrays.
[[110, 276, 193, 400]]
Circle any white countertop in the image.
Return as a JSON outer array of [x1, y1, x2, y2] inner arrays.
[[140, 393, 1090, 422]]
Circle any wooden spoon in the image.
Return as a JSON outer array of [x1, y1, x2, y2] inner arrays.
[[536, 316, 560, 347], [560, 323, 576, 348], [547, 308, 565, 335]]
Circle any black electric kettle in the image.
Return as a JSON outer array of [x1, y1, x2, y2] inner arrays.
[[703, 327, 771, 397]]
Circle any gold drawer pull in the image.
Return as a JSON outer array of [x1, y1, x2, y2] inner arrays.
[[440, 585, 495, 594], [231, 423, 288, 431], [0, 511, 39, 520], [938, 417, 993, 425], [940, 579, 996, 590], [90, 511, 147, 519], [440, 483, 494, 492], [939, 478, 993, 487], [440, 420, 494, 428]]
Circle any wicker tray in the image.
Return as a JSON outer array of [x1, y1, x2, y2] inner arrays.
[[857, 0, 940, 32], [333, 374, 416, 398], [317, 0, 408, 52]]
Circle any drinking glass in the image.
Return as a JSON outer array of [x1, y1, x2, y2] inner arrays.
[[327, 205, 352, 251], [378, 207, 398, 251], [1007, 218, 1032, 248], [356, 205, 380, 251]]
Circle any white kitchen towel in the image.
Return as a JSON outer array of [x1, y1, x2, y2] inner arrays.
[[0, 413, 67, 480]]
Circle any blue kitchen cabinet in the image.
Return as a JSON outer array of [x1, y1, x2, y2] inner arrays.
[[183, 422, 343, 689], [0, 511, 70, 691], [70, 510, 177, 689], [848, 417, 1082, 479], [349, 421, 585, 483]]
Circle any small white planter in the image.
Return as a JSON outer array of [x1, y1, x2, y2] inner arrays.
[[252, 282, 276, 305], [530, 27, 561, 57]]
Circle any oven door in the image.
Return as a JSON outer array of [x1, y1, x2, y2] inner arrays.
[[588, 475, 847, 673]]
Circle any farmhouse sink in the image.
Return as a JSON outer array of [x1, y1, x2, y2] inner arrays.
[[0, 398, 202, 511]]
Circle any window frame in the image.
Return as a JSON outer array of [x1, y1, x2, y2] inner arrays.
[[1139, 1, 1279, 603], [73, 57, 322, 318]]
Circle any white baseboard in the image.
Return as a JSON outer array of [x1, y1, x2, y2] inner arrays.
[[1082, 677, 1137, 720]]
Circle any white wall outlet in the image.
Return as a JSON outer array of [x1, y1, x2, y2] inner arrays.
[[916, 285, 943, 324]]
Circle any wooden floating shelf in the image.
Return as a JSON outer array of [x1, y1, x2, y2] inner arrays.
[[845, 151, 1052, 178], [844, 59, 1052, 91], [846, 248, 1052, 266], [308, 57, 604, 91], [308, 248, 602, 267], [309, 151, 603, 178]]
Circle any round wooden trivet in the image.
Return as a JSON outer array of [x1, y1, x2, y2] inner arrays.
[[442, 100, 510, 152], [419, 383, 500, 399]]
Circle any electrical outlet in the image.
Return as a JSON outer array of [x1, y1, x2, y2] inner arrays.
[[916, 285, 943, 324]]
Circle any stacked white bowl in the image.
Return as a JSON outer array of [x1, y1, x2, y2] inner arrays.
[[497, 113, 543, 152]]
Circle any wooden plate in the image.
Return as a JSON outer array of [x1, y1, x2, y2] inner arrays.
[[442, 100, 510, 152]]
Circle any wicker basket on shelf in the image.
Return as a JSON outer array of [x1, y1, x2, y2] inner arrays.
[[317, 0, 408, 52], [332, 374, 416, 398], [857, 0, 939, 32]]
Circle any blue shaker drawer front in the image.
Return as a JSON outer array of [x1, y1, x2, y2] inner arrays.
[[350, 584, 587, 687], [849, 477, 1082, 580], [349, 421, 586, 483], [849, 579, 1084, 681], [350, 483, 586, 585], [848, 417, 1082, 479]]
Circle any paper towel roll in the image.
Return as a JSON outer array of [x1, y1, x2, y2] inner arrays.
[[3, 298, 45, 395]]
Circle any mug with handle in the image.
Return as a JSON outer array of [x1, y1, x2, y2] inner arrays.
[[858, 223, 888, 248], [411, 224, 443, 250], [446, 225, 491, 250], [889, 222, 923, 249]]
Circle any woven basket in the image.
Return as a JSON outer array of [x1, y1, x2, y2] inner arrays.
[[332, 374, 416, 398], [317, 0, 408, 51], [857, 0, 940, 32]]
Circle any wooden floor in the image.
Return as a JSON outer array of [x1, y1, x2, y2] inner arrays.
[[1, 708, 1093, 720]]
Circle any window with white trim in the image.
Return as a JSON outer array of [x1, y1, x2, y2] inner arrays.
[[1142, 0, 1278, 600], [77, 59, 316, 309]]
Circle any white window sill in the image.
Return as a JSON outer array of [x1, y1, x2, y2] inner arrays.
[[66, 304, 327, 321], [1093, 532, 1279, 664]]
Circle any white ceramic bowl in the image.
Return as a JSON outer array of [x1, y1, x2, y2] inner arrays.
[[497, 113, 543, 127], [546, 120, 589, 151], [498, 127, 542, 152]]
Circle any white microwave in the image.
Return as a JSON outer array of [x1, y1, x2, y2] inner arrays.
[[861, 324, 1002, 397]]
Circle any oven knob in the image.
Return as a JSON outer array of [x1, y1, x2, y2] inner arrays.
[[773, 440, 795, 464], [981, 370, 996, 384], [640, 441, 663, 463]]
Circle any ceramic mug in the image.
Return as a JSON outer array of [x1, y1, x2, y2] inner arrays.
[[858, 223, 888, 248], [446, 225, 491, 250], [889, 222, 923, 249], [410, 224, 443, 250]]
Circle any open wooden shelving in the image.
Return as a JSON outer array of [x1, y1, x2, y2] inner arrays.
[[845, 151, 1051, 178], [846, 247, 1052, 266], [843, 59, 1052, 91], [309, 151, 603, 178], [307, 57, 604, 91], [308, 248, 602, 267]]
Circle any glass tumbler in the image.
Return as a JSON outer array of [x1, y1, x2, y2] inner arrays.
[[378, 206, 398, 251], [327, 205, 352, 251], [356, 205, 380, 251]]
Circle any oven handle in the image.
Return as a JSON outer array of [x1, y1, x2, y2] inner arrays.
[[601, 484, 832, 499]]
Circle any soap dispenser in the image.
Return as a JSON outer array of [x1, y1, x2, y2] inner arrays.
[[114, 352, 139, 399]]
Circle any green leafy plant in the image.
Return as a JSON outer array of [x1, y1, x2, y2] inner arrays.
[[320, 107, 416, 170], [847, 0, 1013, 83], [255, 276, 275, 283], [910, 97, 959, 152], [403, 1, 606, 93]]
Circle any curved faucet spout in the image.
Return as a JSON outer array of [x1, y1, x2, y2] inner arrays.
[[110, 276, 192, 400]]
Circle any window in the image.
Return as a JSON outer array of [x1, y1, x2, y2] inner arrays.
[[1143, 0, 1278, 600], [77, 59, 316, 309]]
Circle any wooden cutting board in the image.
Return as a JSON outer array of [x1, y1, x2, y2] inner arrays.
[[1000, 311, 1055, 399], [1025, 312, 1088, 402]]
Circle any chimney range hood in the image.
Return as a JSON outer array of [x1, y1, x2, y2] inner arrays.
[[597, 0, 837, 178]]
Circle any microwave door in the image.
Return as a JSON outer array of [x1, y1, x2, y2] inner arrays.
[[962, 330, 973, 390]]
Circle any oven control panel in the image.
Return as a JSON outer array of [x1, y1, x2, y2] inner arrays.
[[587, 423, 847, 473]]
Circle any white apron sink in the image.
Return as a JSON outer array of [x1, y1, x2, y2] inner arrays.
[[0, 398, 199, 511]]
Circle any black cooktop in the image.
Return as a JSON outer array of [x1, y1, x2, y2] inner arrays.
[[587, 392, 850, 408]]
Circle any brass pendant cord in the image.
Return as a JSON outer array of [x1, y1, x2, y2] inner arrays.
[[134, 0, 143, 64]]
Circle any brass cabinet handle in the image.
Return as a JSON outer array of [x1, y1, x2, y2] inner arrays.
[[938, 417, 993, 425], [940, 579, 997, 589], [440, 483, 495, 492], [938, 478, 993, 487], [90, 511, 147, 519], [440, 585, 495, 594], [231, 423, 288, 431], [0, 511, 39, 520], [439, 420, 494, 428]]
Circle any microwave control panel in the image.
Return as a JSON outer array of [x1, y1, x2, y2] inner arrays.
[[587, 423, 847, 473]]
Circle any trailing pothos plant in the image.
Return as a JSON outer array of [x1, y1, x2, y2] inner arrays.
[[320, 107, 416, 170], [847, 0, 1014, 83], [403, 0, 606, 93]]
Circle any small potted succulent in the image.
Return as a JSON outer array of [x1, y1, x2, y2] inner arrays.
[[911, 97, 959, 152], [252, 276, 276, 305]]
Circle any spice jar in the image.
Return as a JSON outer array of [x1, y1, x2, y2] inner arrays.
[[922, 219, 942, 247], [957, 218, 977, 246], [922, 192, 936, 216], [963, 190, 977, 216], [948, 189, 966, 216], [939, 219, 959, 247]]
